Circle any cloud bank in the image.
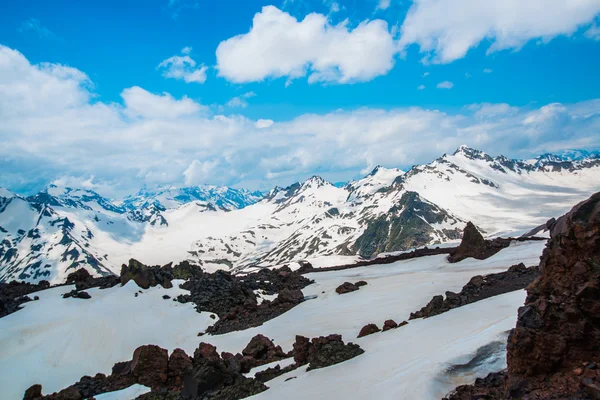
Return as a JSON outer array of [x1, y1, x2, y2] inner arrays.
[[1, 45, 600, 196]]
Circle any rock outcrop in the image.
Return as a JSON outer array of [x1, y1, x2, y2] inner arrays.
[[120, 259, 174, 289], [445, 192, 600, 399], [292, 334, 364, 371], [411, 263, 538, 320], [0, 279, 49, 318], [449, 222, 507, 262]]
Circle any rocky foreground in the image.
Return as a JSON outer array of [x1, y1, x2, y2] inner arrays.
[[445, 192, 600, 399]]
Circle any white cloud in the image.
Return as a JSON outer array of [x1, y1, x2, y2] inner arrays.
[[376, 0, 391, 11], [256, 119, 274, 129], [422, 72, 430, 77], [158, 48, 208, 83], [483, 68, 493, 74], [226, 91, 257, 108], [2, 44, 600, 195], [399, 0, 600, 63], [417, 84, 425, 90], [436, 81, 454, 89], [121, 86, 205, 119], [215, 6, 397, 84], [183, 159, 219, 185]]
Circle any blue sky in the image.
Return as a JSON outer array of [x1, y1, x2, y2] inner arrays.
[[1, 0, 600, 196]]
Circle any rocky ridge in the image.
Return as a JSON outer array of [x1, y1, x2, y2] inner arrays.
[[445, 191, 600, 399]]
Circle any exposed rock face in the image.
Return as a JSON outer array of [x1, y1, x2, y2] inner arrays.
[[29, 339, 270, 400], [357, 323, 381, 338], [353, 191, 464, 258], [444, 192, 600, 399], [292, 334, 364, 371], [241, 334, 287, 366], [410, 263, 538, 320], [505, 192, 600, 398], [0, 279, 49, 318], [120, 259, 174, 289], [65, 268, 119, 291], [449, 222, 508, 262]]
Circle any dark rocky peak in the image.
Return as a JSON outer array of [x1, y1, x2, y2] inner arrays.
[[301, 175, 329, 189], [452, 145, 494, 162], [265, 182, 302, 204]]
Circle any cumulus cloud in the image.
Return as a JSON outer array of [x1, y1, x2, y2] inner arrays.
[[215, 6, 397, 84], [183, 159, 219, 185], [417, 84, 425, 90], [376, 0, 391, 11], [399, 0, 600, 63], [121, 87, 206, 119], [2, 45, 600, 196], [483, 68, 493, 74], [226, 92, 256, 108], [158, 47, 208, 83], [436, 81, 453, 89], [255, 119, 274, 129]]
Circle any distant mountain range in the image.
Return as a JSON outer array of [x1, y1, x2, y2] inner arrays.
[[1, 146, 599, 283]]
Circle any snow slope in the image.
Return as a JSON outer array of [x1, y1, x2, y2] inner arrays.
[[0, 240, 545, 399]]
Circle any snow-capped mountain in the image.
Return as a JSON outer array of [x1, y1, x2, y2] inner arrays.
[[1, 146, 600, 283]]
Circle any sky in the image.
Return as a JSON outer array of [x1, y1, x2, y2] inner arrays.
[[1, 0, 600, 197]]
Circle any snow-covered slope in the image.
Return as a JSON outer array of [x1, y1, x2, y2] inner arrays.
[[0, 240, 545, 399], [1, 147, 599, 283]]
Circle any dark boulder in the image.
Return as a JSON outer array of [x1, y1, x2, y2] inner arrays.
[[24, 384, 43, 400], [335, 282, 358, 294], [241, 334, 287, 365], [357, 323, 381, 338], [275, 289, 304, 304], [130, 345, 169, 390], [382, 319, 398, 331], [167, 348, 192, 390]]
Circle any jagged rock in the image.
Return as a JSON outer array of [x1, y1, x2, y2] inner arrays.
[[293, 335, 311, 364], [355, 281, 368, 287], [167, 348, 192, 390], [130, 345, 169, 390], [506, 192, 600, 394], [302, 334, 364, 370], [335, 282, 358, 294], [0, 280, 51, 318], [449, 221, 506, 262], [65, 269, 119, 291], [241, 334, 287, 365], [357, 323, 381, 338], [382, 319, 398, 331], [24, 384, 43, 400], [120, 259, 173, 290], [410, 263, 538, 319], [445, 192, 600, 399]]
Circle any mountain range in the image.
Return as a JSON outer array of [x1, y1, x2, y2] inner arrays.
[[1, 146, 599, 283]]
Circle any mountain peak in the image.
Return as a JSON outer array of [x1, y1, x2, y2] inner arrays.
[[301, 175, 328, 189], [452, 145, 493, 162]]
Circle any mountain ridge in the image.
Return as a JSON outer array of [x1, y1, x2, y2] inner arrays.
[[1, 146, 599, 283]]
